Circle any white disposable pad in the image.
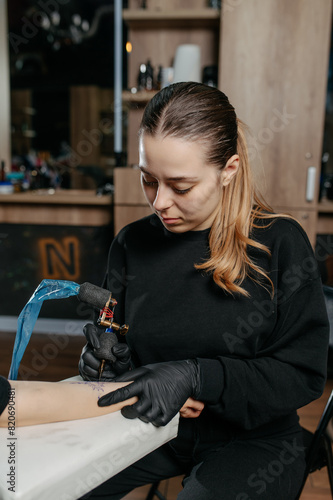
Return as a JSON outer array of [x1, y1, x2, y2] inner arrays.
[[0, 393, 179, 500]]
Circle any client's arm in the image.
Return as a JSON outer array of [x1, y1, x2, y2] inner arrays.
[[0, 380, 137, 427], [0, 379, 204, 428]]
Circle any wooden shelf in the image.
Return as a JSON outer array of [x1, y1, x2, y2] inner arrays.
[[0, 189, 112, 206], [122, 90, 158, 103], [0, 189, 113, 226], [123, 8, 220, 28], [318, 199, 333, 214]]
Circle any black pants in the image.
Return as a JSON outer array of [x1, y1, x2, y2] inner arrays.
[[80, 420, 306, 500]]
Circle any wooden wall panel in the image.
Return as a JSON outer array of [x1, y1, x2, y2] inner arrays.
[[114, 167, 151, 234], [219, 0, 332, 210]]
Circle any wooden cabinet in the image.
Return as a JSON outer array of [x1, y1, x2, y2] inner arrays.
[[120, 0, 333, 245], [219, 0, 333, 245], [0, 190, 113, 318]]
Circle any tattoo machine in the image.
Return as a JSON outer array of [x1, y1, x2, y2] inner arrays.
[[78, 282, 129, 379], [8, 279, 129, 381]]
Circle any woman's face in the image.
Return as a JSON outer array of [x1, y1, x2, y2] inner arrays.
[[139, 134, 238, 233]]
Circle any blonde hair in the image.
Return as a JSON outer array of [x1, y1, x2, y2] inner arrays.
[[139, 82, 286, 297], [195, 119, 277, 297]]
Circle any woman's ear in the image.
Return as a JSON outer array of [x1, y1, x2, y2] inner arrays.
[[220, 154, 239, 186]]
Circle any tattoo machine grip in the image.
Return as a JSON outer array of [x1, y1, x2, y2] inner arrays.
[[78, 282, 112, 310], [93, 331, 117, 362]]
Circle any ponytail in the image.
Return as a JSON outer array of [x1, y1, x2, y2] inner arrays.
[[195, 119, 276, 297]]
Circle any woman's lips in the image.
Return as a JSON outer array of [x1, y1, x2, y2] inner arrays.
[[161, 217, 180, 225]]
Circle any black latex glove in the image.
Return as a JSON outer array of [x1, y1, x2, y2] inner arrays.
[[98, 360, 201, 427], [78, 323, 131, 381]]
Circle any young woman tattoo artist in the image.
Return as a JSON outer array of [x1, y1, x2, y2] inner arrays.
[[79, 82, 329, 500]]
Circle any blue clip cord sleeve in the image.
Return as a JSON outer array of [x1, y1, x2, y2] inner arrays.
[[8, 279, 80, 380]]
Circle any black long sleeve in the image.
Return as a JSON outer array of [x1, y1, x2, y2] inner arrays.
[[105, 214, 329, 437]]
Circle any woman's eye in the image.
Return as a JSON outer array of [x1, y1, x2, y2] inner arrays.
[[142, 177, 157, 187], [173, 187, 192, 195], [142, 175, 192, 194]]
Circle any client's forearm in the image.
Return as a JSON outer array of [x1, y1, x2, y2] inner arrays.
[[0, 380, 137, 427]]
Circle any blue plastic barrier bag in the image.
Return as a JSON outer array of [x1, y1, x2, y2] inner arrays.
[[8, 279, 80, 380]]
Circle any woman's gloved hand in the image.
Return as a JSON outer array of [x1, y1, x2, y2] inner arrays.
[[78, 323, 131, 381], [98, 360, 201, 427]]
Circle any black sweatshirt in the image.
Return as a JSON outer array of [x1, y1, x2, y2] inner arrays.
[[105, 214, 329, 440], [0, 376, 11, 415]]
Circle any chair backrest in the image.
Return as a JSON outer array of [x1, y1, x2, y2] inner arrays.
[[295, 285, 333, 499], [306, 389, 333, 469], [323, 285, 333, 346]]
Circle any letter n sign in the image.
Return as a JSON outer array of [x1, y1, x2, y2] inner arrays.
[[39, 237, 80, 280]]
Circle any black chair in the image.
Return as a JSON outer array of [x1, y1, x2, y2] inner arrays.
[[145, 481, 167, 500], [295, 285, 333, 498], [325, 285, 333, 377], [296, 389, 333, 498]]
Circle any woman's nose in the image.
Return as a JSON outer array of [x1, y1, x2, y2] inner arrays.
[[153, 185, 173, 212]]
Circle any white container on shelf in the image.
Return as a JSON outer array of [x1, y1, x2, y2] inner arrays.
[[173, 44, 201, 83]]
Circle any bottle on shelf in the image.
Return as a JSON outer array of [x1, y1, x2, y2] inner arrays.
[[0, 161, 5, 182], [145, 60, 154, 90], [138, 63, 147, 90], [137, 59, 154, 91], [203, 65, 218, 87]]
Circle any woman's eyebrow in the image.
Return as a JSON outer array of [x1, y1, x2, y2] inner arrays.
[[139, 166, 198, 182]]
